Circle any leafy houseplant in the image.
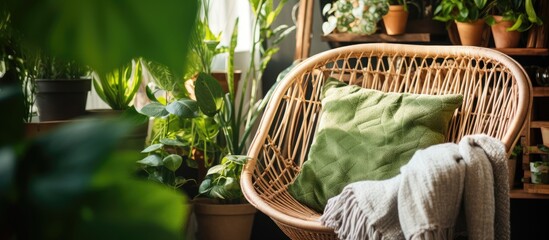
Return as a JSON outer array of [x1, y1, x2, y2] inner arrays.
[[433, 0, 489, 23], [33, 53, 92, 121], [137, 0, 295, 195], [0, 10, 36, 123], [321, 0, 390, 35], [92, 58, 142, 111], [433, 0, 490, 46], [198, 155, 250, 203], [485, 0, 542, 32], [485, 0, 542, 48]]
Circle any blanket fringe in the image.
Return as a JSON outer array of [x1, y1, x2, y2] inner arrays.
[[408, 227, 454, 240], [320, 188, 383, 240]]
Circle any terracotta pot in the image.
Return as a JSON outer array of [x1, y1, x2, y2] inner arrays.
[[455, 19, 485, 46], [35, 78, 92, 121], [211, 71, 242, 93], [491, 15, 521, 48], [382, 5, 409, 35], [193, 200, 257, 240], [25, 120, 70, 139]]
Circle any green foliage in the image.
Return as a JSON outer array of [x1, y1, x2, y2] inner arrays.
[[321, 0, 390, 35], [0, 85, 188, 239], [538, 144, 549, 154], [93, 59, 142, 110], [5, 0, 198, 75], [433, 0, 489, 23], [137, 81, 225, 190], [198, 155, 250, 203], [137, 0, 295, 196], [484, 0, 542, 32], [2, 0, 201, 238], [33, 53, 90, 79], [0, 10, 36, 122]]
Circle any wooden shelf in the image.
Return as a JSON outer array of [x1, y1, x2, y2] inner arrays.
[[511, 188, 549, 199], [321, 33, 431, 43], [530, 121, 549, 128], [523, 183, 549, 196], [494, 48, 549, 56], [533, 87, 549, 97]]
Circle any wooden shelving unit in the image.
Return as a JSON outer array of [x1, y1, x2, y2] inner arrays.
[[321, 33, 431, 43], [495, 48, 549, 56], [314, 1, 549, 200]]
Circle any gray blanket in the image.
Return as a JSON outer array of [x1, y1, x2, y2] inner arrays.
[[320, 135, 510, 240]]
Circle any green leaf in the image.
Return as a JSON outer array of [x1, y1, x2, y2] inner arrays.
[[165, 99, 198, 118], [74, 182, 187, 240], [162, 154, 183, 171], [139, 102, 168, 117], [273, 25, 296, 45], [141, 143, 163, 153], [7, 0, 198, 75], [198, 177, 213, 195], [26, 119, 134, 209], [206, 165, 225, 175], [137, 154, 163, 167], [525, 0, 541, 25], [195, 72, 224, 117], [159, 138, 187, 147]]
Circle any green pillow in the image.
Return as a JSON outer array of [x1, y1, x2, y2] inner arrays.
[[287, 78, 463, 212]]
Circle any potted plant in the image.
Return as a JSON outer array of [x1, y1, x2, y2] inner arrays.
[[383, 0, 409, 35], [529, 145, 549, 184], [321, 0, 390, 35], [193, 155, 256, 240], [137, 0, 295, 239], [90, 58, 149, 150], [433, 0, 491, 46], [485, 0, 542, 48], [33, 53, 91, 121]]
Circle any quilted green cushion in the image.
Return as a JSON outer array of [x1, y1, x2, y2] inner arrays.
[[287, 78, 463, 212]]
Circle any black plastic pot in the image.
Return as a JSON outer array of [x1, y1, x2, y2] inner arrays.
[[35, 78, 92, 121]]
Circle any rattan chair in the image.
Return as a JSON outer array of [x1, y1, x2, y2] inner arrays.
[[241, 43, 532, 240]]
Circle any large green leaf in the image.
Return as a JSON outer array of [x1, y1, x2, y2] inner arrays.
[[165, 99, 198, 119], [139, 102, 169, 117], [76, 153, 187, 240], [25, 119, 133, 209], [195, 72, 224, 117], [7, 0, 198, 75]]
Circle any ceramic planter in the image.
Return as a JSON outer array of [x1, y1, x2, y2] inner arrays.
[[35, 78, 92, 121], [382, 5, 408, 35], [455, 19, 485, 46], [530, 161, 549, 184], [491, 16, 521, 48]]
